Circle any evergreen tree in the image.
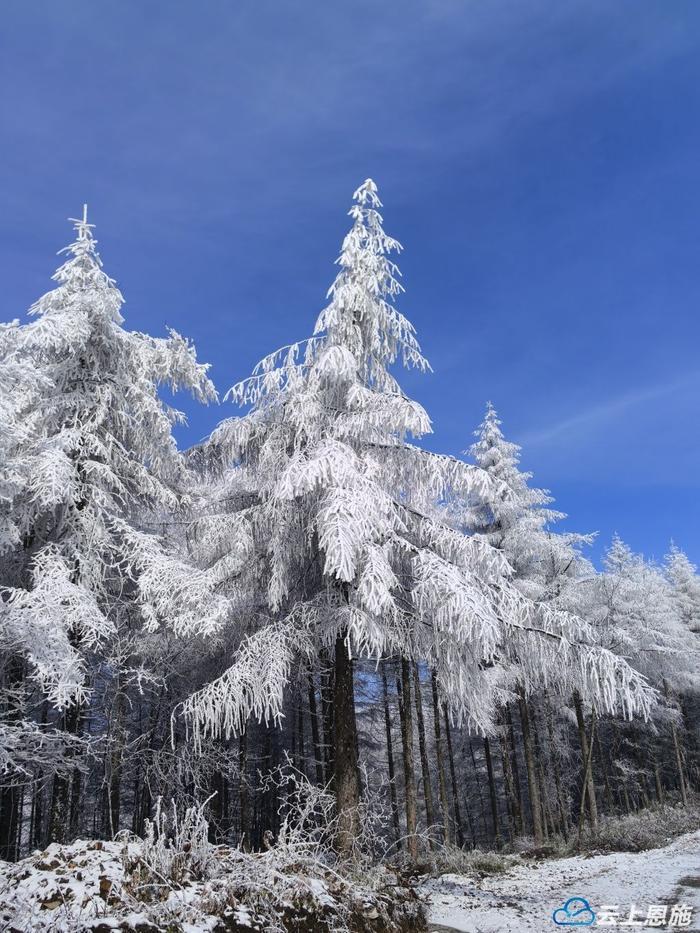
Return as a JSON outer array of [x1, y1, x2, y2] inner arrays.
[[666, 544, 700, 634], [178, 183, 651, 855], [0, 208, 216, 845]]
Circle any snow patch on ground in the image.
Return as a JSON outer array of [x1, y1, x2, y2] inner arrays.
[[423, 830, 700, 932]]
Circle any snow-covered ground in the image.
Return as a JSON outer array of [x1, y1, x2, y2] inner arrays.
[[424, 831, 700, 932]]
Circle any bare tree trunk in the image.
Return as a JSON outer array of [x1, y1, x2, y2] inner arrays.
[[531, 713, 552, 840], [467, 739, 488, 840], [291, 684, 307, 780], [483, 737, 502, 847], [576, 710, 597, 846], [0, 775, 21, 862], [499, 726, 518, 840], [239, 730, 249, 848], [412, 663, 436, 837], [573, 691, 598, 828], [0, 656, 25, 861], [544, 697, 569, 837], [506, 705, 524, 835], [671, 721, 689, 806], [653, 757, 665, 805], [209, 759, 227, 844], [398, 658, 418, 860], [537, 752, 552, 840], [334, 634, 360, 857], [622, 778, 632, 815], [381, 661, 401, 846], [444, 706, 466, 847], [29, 779, 43, 851], [431, 673, 452, 845], [48, 701, 82, 845], [104, 680, 125, 839], [307, 667, 325, 786], [660, 683, 688, 806], [321, 659, 335, 787], [595, 727, 615, 814], [68, 700, 91, 841], [518, 691, 543, 845]]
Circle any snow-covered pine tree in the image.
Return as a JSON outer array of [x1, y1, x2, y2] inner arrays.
[[666, 544, 700, 635], [466, 402, 594, 604], [0, 207, 217, 843], [594, 537, 698, 806], [464, 403, 628, 838], [178, 181, 652, 856], [665, 544, 700, 789]]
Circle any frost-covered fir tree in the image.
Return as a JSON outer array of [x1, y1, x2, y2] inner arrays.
[[466, 402, 594, 605], [596, 538, 695, 691], [666, 545, 700, 635], [465, 403, 606, 837], [180, 182, 651, 855], [0, 208, 216, 843], [594, 537, 699, 805]]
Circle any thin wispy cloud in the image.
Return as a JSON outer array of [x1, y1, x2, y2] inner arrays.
[[519, 373, 700, 449]]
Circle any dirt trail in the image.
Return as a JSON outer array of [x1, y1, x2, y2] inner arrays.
[[423, 830, 700, 933]]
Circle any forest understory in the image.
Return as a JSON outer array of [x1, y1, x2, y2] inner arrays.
[[1, 800, 699, 932]]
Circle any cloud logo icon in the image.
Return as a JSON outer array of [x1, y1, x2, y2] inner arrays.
[[552, 897, 596, 926]]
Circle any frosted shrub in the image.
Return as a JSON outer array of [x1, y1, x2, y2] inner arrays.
[[124, 795, 218, 891], [425, 843, 516, 877], [261, 760, 392, 870], [576, 800, 700, 854]]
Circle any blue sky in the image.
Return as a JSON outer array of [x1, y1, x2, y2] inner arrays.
[[2, 1, 699, 566]]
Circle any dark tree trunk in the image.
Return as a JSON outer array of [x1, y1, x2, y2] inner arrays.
[[398, 659, 418, 860], [518, 691, 543, 845], [444, 706, 466, 847], [595, 727, 615, 814], [663, 680, 689, 806], [483, 737, 501, 847], [381, 661, 401, 846], [209, 766, 227, 843], [653, 757, 665, 805], [467, 740, 488, 840], [333, 634, 360, 857], [48, 702, 82, 845], [0, 656, 25, 861], [321, 660, 335, 788], [104, 682, 125, 839], [431, 673, 452, 845], [499, 725, 518, 840], [307, 668, 325, 786], [531, 713, 552, 840], [573, 691, 598, 828], [0, 778, 20, 862], [544, 697, 569, 837], [239, 730, 250, 848], [296, 693, 307, 778], [576, 710, 597, 845], [412, 663, 436, 837], [506, 705, 525, 835]]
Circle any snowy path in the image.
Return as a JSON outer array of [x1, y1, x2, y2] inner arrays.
[[423, 830, 700, 932]]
